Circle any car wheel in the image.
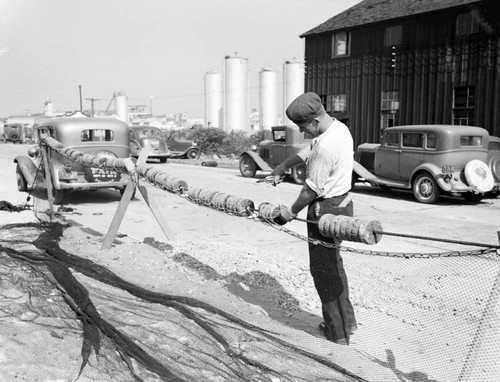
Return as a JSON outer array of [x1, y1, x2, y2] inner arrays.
[[186, 149, 199, 159], [291, 163, 306, 184], [52, 188, 64, 205], [16, 164, 28, 192], [413, 172, 441, 204], [462, 192, 484, 203], [239, 154, 257, 178]]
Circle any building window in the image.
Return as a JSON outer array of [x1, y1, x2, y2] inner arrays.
[[327, 94, 348, 112], [456, 13, 480, 36], [381, 91, 400, 111], [332, 31, 349, 57], [381, 91, 400, 130], [453, 86, 475, 125], [384, 25, 403, 46]]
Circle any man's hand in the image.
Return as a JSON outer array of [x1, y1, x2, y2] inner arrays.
[[273, 206, 296, 225], [270, 164, 287, 186]]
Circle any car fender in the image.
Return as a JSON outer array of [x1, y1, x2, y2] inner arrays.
[[410, 163, 456, 192], [14, 155, 46, 190], [47, 160, 66, 190], [240, 151, 272, 172]]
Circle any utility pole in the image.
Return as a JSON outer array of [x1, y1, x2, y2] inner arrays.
[[85, 98, 101, 117], [149, 96, 154, 117], [78, 85, 83, 111]]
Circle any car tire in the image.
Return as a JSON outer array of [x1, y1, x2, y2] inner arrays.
[[413, 172, 441, 204], [16, 164, 28, 192], [462, 192, 484, 203], [186, 149, 199, 159], [291, 163, 306, 184], [239, 154, 257, 178], [464, 159, 494, 193]]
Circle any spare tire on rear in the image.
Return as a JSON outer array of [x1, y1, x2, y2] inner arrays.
[[464, 159, 494, 193]]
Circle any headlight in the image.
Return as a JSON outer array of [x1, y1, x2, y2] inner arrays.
[[27, 146, 40, 158], [192, 142, 197, 147], [250, 145, 258, 151]]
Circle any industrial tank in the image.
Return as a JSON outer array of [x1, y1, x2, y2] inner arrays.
[[283, 61, 304, 125], [259, 68, 278, 130], [114, 91, 129, 124], [204, 70, 223, 128], [224, 56, 249, 132]]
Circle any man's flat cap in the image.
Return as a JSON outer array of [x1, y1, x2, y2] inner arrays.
[[286, 92, 323, 124]]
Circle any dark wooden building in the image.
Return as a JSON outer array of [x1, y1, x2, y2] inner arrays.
[[300, 0, 500, 149]]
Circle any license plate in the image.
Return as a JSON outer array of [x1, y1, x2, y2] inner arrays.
[[90, 167, 118, 182]]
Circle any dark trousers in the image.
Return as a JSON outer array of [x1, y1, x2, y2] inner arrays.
[[306, 194, 357, 343]]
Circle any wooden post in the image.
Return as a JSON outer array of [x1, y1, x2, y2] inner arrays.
[[101, 146, 175, 249], [41, 145, 55, 222], [137, 184, 175, 241], [100, 157, 139, 250]]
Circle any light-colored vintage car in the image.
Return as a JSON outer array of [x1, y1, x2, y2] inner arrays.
[[353, 125, 498, 203], [14, 117, 132, 204], [129, 125, 170, 163]]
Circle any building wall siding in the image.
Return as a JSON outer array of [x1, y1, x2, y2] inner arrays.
[[304, 9, 500, 149]]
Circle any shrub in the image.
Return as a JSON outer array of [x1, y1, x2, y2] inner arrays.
[[170, 128, 271, 156]]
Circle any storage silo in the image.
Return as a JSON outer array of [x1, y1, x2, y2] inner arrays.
[[113, 91, 129, 123], [204, 70, 223, 128], [283, 61, 304, 125], [259, 68, 278, 130], [224, 55, 249, 132]]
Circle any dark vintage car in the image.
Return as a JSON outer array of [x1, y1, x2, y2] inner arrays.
[[129, 126, 170, 163], [163, 132, 200, 159], [353, 125, 497, 203], [4, 123, 24, 143], [239, 125, 310, 184], [14, 117, 132, 204]]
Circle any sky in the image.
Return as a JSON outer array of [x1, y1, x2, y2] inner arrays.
[[0, 0, 361, 120]]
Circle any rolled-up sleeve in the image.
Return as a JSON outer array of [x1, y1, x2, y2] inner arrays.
[[305, 147, 335, 197]]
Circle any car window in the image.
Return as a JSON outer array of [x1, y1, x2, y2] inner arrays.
[[488, 141, 500, 151], [402, 133, 423, 148], [81, 129, 114, 142], [426, 133, 438, 149], [460, 136, 482, 146], [273, 130, 286, 141], [383, 132, 400, 147]]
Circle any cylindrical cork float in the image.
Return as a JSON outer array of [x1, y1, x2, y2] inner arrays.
[[258, 202, 382, 245], [188, 187, 255, 216], [318, 214, 383, 245]]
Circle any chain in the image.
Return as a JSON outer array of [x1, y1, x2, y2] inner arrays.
[[45, 140, 500, 260]]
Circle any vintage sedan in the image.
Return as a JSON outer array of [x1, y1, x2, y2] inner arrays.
[[163, 132, 200, 159], [129, 125, 170, 163], [14, 117, 132, 204], [353, 125, 497, 203]]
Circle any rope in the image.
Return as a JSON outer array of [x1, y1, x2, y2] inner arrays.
[[377, 230, 500, 249]]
